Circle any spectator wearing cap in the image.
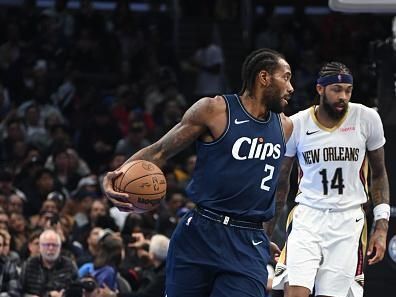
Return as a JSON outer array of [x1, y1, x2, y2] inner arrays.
[[64, 175, 101, 229], [20, 229, 78, 297]]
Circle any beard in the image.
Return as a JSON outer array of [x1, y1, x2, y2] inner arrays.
[[264, 83, 284, 114], [322, 92, 347, 120]]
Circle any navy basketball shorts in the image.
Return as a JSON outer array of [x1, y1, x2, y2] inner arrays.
[[165, 209, 271, 297]]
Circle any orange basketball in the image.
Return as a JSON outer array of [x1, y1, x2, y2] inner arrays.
[[114, 160, 167, 213]]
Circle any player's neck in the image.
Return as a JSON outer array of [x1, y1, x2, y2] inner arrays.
[[240, 93, 270, 120], [315, 105, 342, 128]]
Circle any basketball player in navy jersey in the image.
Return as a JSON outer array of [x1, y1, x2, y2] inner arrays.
[[272, 62, 389, 297], [103, 48, 294, 297]]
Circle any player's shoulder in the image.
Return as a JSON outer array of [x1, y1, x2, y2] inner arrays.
[[290, 106, 313, 123], [193, 95, 227, 114], [349, 102, 381, 121]]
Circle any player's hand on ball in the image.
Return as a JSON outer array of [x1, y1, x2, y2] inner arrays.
[[103, 170, 135, 212], [270, 241, 281, 262]]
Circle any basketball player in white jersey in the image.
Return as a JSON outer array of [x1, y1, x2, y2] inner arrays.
[[271, 62, 390, 297]]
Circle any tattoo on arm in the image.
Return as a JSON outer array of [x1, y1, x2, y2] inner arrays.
[[368, 147, 390, 231], [368, 147, 389, 206], [124, 100, 207, 167]]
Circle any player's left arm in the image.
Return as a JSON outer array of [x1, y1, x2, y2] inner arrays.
[[367, 146, 390, 265], [280, 113, 293, 142]]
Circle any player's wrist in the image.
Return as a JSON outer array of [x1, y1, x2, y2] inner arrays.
[[373, 203, 390, 221], [374, 218, 389, 232]]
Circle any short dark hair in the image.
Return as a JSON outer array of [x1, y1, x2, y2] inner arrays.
[[240, 48, 285, 95], [318, 62, 351, 78]]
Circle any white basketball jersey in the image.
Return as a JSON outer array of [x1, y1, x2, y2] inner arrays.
[[286, 103, 385, 209]]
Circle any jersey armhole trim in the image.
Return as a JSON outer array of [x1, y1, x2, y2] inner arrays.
[[198, 94, 231, 146]]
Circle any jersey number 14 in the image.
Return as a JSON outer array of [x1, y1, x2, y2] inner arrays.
[[319, 167, 345, 195]]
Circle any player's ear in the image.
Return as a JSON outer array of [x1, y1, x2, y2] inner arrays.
[[258, 70, 270, 87], [316, 84, 324, 95]]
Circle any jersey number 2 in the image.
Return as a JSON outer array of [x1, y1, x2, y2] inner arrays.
[[261, 164, 274, 191], [319, 167, 345, 195]]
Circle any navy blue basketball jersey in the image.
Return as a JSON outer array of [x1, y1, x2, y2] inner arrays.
[[186, 94, 286, 221]]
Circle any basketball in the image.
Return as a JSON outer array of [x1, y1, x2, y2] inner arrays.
[[114, 160, 167, 213]]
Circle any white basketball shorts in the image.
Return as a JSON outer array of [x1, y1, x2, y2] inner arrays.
[[286, 204, 365, 297]]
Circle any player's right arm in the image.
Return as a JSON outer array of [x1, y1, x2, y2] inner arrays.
[[103, 96, 225, 210]]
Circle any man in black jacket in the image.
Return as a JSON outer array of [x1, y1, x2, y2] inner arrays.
[[20, 229, 78, 297]]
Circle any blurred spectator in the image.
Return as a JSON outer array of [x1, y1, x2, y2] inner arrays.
[[0, 118, 25, 165], [156, 190, 186, 237], [76, 226, 103, 267], [21, 168, 65, 217], [0, 170, 26, 199], [79, 231, 123, 291], [185, 29, 226, 99], [19, 229, 42, 261], [0, 210, 8, 230], [99, 233, 169, 297], [7, 192, 25, 214], [0, 229, 20, 266], [20, 229, 78, 296], [115, 119, 151, 157], [0, 230, 21, 297], [46, 146, 82, 191], [8, 212, 28, 254], [77, 104, 122, 173]]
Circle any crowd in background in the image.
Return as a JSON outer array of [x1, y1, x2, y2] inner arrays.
[[0, 0, 391, 296]]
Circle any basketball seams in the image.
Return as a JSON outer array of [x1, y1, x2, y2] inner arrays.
[[126, 190, 167, 196], [117, 160, 146, 190], [122, 173, 165, 191], [114, 160, 167, 212]]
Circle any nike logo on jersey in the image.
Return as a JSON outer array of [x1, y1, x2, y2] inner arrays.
[[306, 130, 319, 135], [252, 240, 263, 246], [235, 119, 250, 125], [355, 217, 363, 222]]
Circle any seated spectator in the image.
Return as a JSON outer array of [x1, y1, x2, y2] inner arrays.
[[19, 229, 42, 261], [79, 230, 123, 291], [99, 233, 169, 297], [8, 211, 29, 254], [7, 192, 25, 215], [0, 230, 21, 297], [76, 226, 103, 267], [20, 229, 78, 296]]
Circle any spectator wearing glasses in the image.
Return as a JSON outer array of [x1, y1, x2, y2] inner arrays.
[[20, 229, 78, 297]]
